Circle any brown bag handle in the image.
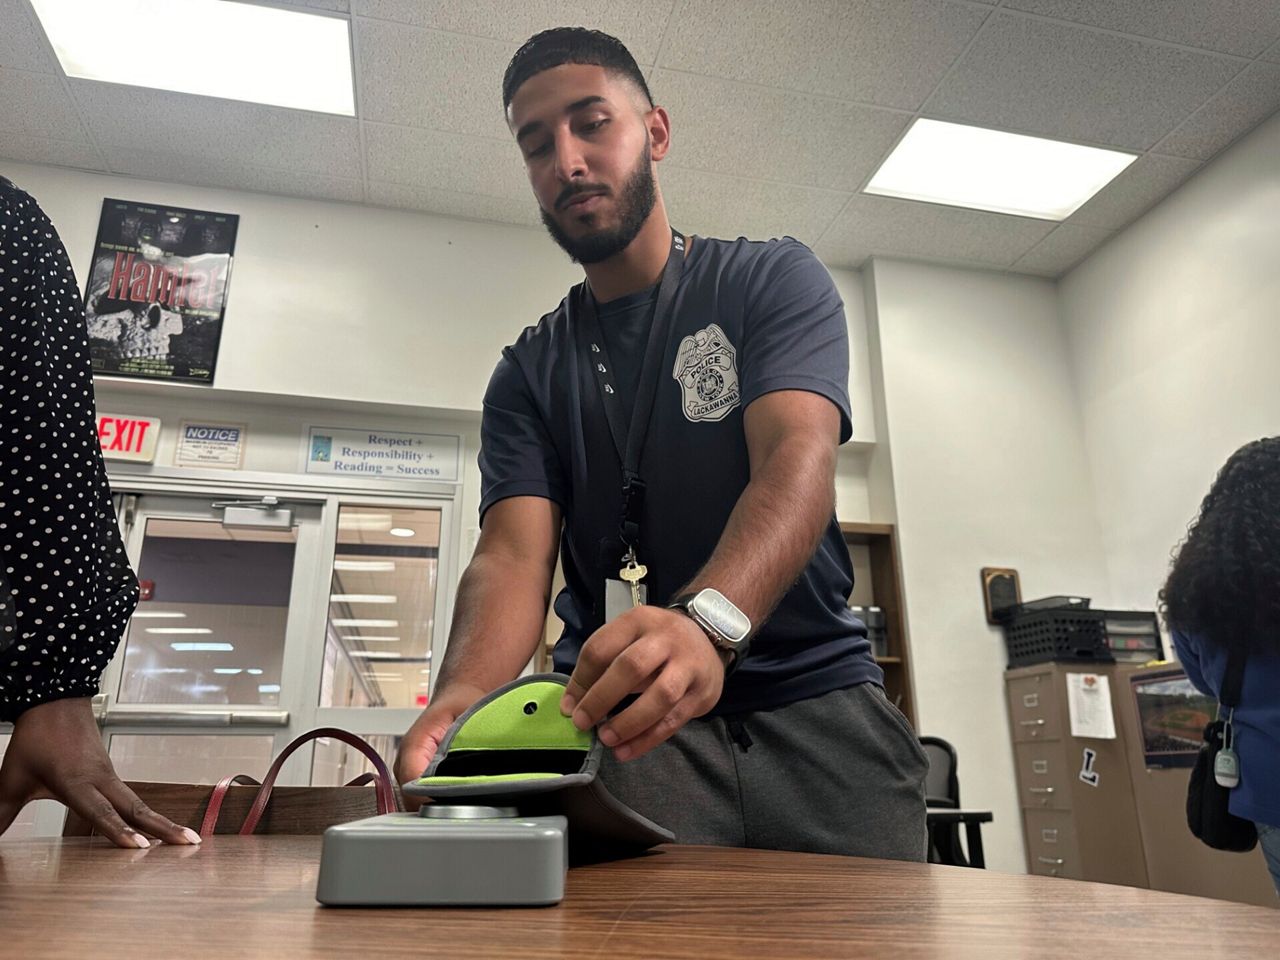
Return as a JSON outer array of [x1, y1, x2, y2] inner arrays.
[[199, 728, 398, 837], [201, 774, 262, 837]]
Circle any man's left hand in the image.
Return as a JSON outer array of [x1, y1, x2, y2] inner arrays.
[[560, 606, 726, 761]]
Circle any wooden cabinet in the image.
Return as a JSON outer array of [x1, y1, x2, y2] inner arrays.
[[841, 522, 916, 728], [1004, 663, 1148, 886]]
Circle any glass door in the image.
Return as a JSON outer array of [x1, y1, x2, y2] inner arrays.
[[309, 499, 453, 785], [97, 492, 329, 787]]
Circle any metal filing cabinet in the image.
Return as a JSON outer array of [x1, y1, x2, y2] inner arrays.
[[1005, 663, 1149, 886]]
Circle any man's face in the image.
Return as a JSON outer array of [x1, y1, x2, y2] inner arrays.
[[508, 64, 661, 264]]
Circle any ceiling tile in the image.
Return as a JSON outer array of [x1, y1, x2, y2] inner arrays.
[[1011, 223, 1114, 276], [102, 146, 365, 204], [0, 133, 104, 172], [364, 122, 529, 199], [925, 12, 1240, 150], [0, 0, 57, 72], [660, 165, 848, 246], [815, 195, 1055, 268], [655, 69, 910, 191], [659, 0, 989, 109], [278, 0, 350, 11], [1153, 61, 1280, 160], [356, 19, 514, 140], [0, 68, 86, 141], [354, 0, 676, 63], [69, 81, 362, 178], [367, 181, 542, 227], [1065, 153, 1202, 231], [1002, 1, 1280, 59]]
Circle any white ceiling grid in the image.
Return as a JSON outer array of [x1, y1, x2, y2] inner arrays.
[[2, 0, 1279, 277]]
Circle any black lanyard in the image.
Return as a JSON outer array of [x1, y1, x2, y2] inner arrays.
[[572, 229, 686, 554]]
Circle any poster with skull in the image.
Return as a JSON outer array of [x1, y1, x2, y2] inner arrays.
[[83, 198, 238, 384]]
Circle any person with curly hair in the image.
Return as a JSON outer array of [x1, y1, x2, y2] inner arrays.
[[1161, 436, 1280, 893]]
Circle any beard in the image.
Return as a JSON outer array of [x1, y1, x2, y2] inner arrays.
[[539, 140, 657, 265]]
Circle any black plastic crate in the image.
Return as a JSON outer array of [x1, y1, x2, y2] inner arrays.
[[1003, 608, 1114, 668]]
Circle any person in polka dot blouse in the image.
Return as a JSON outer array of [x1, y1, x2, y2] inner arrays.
[[0, 176, 199, 849]]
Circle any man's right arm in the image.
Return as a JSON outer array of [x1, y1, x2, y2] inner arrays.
[[395, 495, 561, 786]]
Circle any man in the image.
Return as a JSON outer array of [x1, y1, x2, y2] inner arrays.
[[396, 28, 927, 858]]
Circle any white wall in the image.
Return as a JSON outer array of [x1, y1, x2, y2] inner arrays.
[[3, 160, 580, 412], [1059, 110, 1280, 612], [868, 257, 1112, 874], [2, 160, 879, 444]]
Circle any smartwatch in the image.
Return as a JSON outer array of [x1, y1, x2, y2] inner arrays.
[[669, 588, 751, 669]]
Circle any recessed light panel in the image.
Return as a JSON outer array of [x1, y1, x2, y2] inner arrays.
[[866, 119, 1137, 221], [30, 0, 355, 115]]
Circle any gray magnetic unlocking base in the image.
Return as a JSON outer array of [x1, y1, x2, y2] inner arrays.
[[315, 805, 567, 907]]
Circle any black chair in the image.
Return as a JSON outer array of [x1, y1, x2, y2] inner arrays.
[[920, 735, 990, 868]]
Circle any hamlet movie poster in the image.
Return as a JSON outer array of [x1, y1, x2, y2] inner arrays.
[[84, 198, 238, 384]]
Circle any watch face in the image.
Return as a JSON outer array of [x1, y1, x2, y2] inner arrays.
[[692, 589, 750, 644]]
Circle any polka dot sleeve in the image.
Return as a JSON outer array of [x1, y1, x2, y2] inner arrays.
[[1, 177, 139, 723]]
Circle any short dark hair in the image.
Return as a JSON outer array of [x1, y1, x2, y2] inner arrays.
[[502, 27, 653, 111]]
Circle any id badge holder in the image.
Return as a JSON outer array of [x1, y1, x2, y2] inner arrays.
[[605, 579, 647, 621]]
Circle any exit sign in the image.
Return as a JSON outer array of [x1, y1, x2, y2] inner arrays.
[[98, 413, 161, 463]]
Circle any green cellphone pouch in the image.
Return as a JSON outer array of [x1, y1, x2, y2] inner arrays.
[[403, 674, 674, 863]]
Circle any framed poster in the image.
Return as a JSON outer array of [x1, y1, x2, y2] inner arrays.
[[84, 198, 238, 384]]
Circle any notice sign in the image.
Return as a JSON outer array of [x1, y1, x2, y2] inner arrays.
[[98, 413, 161, 463], [1067, 673, 1117, 740], [305, 426, 459, 482], [175, 421, 246, 469]]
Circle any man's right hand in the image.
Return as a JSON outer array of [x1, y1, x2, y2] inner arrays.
[[395, 682, 487, 807]]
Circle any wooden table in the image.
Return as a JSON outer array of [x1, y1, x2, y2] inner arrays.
[[1, 837, 1276, 959]]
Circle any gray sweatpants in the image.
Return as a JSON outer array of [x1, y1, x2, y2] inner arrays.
[[599, 681, 929, 860]]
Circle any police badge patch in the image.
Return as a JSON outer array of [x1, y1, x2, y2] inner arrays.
[[672, 323, 742, 422]]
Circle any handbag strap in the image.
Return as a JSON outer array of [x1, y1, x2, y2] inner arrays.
[[200, 774, 262, 837], [1220, 644, 1248, 709], [238, 727, 399, 836]]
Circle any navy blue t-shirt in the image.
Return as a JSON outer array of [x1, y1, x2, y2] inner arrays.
[[478, 236, 881, 715]]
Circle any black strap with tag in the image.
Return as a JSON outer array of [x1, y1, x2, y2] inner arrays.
[[571, 229, 686, 553]]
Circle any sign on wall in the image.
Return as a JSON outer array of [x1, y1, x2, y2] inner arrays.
[[98, 413, 161, 463], [174, 421, 247, 470], [304, 426, 460, 482], [84, 198, 238, 385]]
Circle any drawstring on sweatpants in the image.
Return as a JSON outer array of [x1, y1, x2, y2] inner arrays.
[[725, 715, 753, 753]]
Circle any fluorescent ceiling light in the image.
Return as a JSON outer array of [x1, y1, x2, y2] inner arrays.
[[247, 668, 264, 676], [171, 642, 235, 652], [339, 513, 393, 530], [363, 673, 404, 681], [331, 618, 398, 628], [334, 560, 396, 572], [331, 594, 398, 604], [341, 635, 400, 643], [864, 119, 1137, 221], [30, 0, 355, 116], [214, 668, 243, 675], [258, 684, 282, 694], [146, 627, 213, 635], [129, 611, 188, 619], [389, 528, 415, 538], [348, 651, 401, 659]]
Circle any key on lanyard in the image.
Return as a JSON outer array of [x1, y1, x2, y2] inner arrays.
[[618, 547, 648, 608]]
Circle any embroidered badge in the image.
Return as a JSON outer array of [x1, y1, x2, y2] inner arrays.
[[672, 323, 741, 422]]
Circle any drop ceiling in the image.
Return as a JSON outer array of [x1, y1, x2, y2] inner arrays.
[[2, 0, 1279, 277]]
